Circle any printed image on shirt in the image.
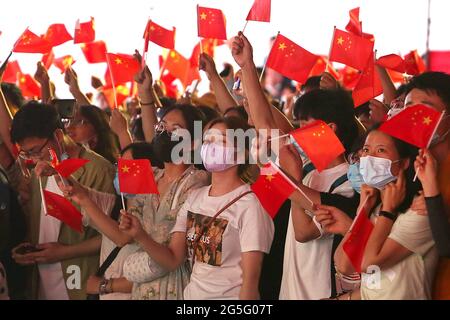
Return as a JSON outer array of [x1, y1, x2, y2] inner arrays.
[[186, 211, 229, 267]]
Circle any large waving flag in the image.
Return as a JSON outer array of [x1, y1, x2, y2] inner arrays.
[[3, 61, 22, 84], [42, 190, 83, 233], [117, 158, 158, 194], [80, 40, 107, 63], [144, 20, 176, 49], [266, 33, 318, 84], [74, 17, 95, 44], [44, 24, 73, 47], [106, 53, 140, 84], [352, 52, 383, 107], [18, 73, 41, 99], [376, 54, 406, 73]]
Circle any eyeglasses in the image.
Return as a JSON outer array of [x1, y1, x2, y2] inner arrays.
[[18, 137, 51, 160], [154, 122, 183, 137], [64, 118, 87, 128]]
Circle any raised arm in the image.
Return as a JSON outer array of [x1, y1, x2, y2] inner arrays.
[[64, 67, 92, 106], [199, 53, 238, 113], [109, 109, 133, 149], [34, 61, 53, 104], [231, 32, 282, 131], [375, 65, 397, 106]]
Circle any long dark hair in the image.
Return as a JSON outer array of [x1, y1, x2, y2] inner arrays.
[[78, 105, 120, 164]]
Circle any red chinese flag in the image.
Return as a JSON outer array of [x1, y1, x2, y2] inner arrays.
[[309, 56, 340, 80], [404, 50, 426, 75], [163, 50, 190, 84], [102, 84, 130, 109], [339, 66, 360, 89], [251, 161, 297, 218], [80, 41, 107, 63], [3, 61, 22, 84], [41, 50, 55, 70], [158, 66, 179, 99], [144, 20, 175, 49], [53, 55, 76, 74], [54, 159, 90, 178], [190, 38, 221, 68], [345, 7, 375, 41], [266, 33, 318, 84], [43, 190, 83, 233], [18, 73, 41, 99], [329, 28, 374, 71], [290, 120, 345, 172], [106, 53, 140, 84], [197, 6, 227, 40], [117, 158, 158, 194], [342, 205, 374, 273], [387, 69, 407, 84], [428, 51, 450, 73], [13, 28, 52, 54], [379, 104, 443, 148], [48, 148, 60, 167], [376, 54, 406, 73], [352, 53, 383, 107], [74, 17, 95, 44], [44, 24, 73, 47], [246, 0, 271, 22]]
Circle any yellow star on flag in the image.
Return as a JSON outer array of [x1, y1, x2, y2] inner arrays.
[[200, 12, 207, 20], [337, 37, 344, 45], [265, 174, 274, 182], [115, 58, 123, 64], [278, 43, 287, 51], [121, 165, 130, 173], [423, 116, 432, 125]]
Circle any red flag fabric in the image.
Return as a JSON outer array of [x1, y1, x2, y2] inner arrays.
[[290, 120, 345, 172], [329, 28, 374, 71], [41, 50, 55, 70], [80, 41, 107, 63], [106, 53, 140, 84], [144, 20, 175, 49], [266, 33, 318, 84], [339, 66, 360, 89], [308, 56, 340, 80], [376, 54, 406, 73], [44, 24, 73, 47], [251, 161, 297, 218], [379, 104, 443, 148], [428, 51, 450, 73], [387, 69, 407, 84], [54, 159, 90, 178], [102, 84, 130, 109], [352, 53, 383, 107], [117, 158, 158, 194], [18, 73, 41, 99], [342, 205, 374, 273], [53, 55, 76, 74], [43, 190, 82, 233], [404, 50, 426, 75], [13, 28, 52, 54], [3, 61, 22, 84], [74, 17, 95, 44], [163, 50, 190, 86], [246, 0, 271, 22], [197, 6, 227, 40], [190, 38, 222, 68], [345, 7, 375, 41]]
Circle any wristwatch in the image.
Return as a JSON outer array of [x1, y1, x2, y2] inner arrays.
[[99, 278, 109, 296], [379, 211, 397, 222]]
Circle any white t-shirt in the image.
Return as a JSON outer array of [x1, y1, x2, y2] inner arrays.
[[38, 176, 69, 300], [171, 184, 274, 300], [361, 209, 439, 300], [279, 162, 354, 300]]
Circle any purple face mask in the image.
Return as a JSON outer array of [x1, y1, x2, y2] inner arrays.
[[200, 142, 236, 172]]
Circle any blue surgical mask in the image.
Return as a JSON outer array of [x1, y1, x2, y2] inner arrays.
[[359, 156, 400, 190], [347, 162, 363, 193], [113, 171, 136, 199]]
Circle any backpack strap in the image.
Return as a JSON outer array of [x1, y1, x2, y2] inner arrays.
[[302, 162, 316, 177], [328, 174, 349, 194]]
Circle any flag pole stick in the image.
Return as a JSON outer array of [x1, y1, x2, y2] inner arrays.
[[242, 20, 249, 34], [120, 193, 126, 211], [259, 31, 279, 82], [105, 54, 118, 109], [39, 177, 48, 216], [413, 110, 446, 181], [199, 39, 204, 54], [328, 26, 337, 62], [268, 133, 290, 141], [142, 18, 151, 68]]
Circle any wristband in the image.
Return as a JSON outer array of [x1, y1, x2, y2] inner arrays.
[[379, 211, 397, 221]]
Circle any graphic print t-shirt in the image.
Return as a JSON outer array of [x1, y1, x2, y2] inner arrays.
[[171, 184, 274, 300]]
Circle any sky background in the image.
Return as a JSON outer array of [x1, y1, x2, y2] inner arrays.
[[0, 0, 449, 97]]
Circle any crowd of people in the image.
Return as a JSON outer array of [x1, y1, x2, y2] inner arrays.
[[0, 29, 449, 301]]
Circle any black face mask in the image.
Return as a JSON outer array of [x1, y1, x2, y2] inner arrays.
[[152, 131, 180, 163]]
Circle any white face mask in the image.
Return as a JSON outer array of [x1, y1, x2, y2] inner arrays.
[[359, 156, 400, 190], [200, 142, 237, 172]]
